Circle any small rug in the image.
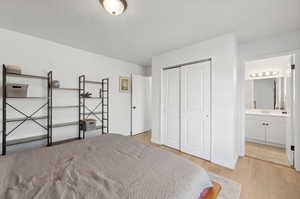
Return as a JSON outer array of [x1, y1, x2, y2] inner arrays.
[[208, 172, 241, 199]]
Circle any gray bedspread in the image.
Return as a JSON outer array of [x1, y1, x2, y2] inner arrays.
[[0, 134, 212, 199]]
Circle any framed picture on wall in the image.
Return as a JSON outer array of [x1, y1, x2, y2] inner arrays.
[[119, 76, 130, 92]]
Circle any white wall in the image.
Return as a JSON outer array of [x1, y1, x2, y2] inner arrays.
[[0, 28, 146, 152], [152, 34, 238, 169], [245, 80, 254, 109], [237, 30, 300, 170], [144, 67, 152, 76]]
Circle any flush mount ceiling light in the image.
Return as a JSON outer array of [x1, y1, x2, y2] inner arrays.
[[99, 0, 128, 16]]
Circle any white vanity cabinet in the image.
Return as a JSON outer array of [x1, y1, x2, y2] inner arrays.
[[246, 114, 286, 147]]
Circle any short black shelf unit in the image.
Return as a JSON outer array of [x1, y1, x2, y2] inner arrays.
[[79, 75, 109, 139], [2, 64, 53, 155]]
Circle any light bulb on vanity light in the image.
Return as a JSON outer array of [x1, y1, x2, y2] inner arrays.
[[250, 73, 258, 78], [265, 71, 271, 76], [258, 72, 263, 77], [99, 0, 127, 15]]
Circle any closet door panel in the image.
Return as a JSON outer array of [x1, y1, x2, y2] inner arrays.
[[181, 61, 211, 160], [163, 68, 180, 149]]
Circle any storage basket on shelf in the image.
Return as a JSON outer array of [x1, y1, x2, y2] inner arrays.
[[50, 80, 60, 88], [6, 83, 28, 98], [6, 65, 22, 74], [80, 119, 97, 131]]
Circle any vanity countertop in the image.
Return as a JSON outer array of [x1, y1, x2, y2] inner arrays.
[[246, 109, 288, 117]]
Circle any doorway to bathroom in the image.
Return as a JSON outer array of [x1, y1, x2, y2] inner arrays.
[[244, 54, 295, 167]]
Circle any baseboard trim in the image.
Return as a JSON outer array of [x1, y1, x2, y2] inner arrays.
[[246, 138, 285, 148], [212, 158, 237, 170], [151, 137, 161, 145]]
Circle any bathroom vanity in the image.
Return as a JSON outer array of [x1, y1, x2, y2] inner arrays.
[[245, 76, 289, 148], [246, 110, 287, 148]]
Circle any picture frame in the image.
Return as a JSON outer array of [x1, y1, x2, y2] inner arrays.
[[119, 76, 130, 92]]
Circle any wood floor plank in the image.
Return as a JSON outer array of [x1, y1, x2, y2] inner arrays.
[[133, 132, 300, 199], [246, 142, 290, 166]]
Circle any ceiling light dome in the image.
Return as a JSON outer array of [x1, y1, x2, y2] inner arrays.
[[100, 0, 127, 16]]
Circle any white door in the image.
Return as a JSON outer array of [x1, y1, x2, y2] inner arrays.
[[286, 55, 295, 166], [163, 68, 180, 149], [131, 74, 151, 135], [181, 61, 211, 160]]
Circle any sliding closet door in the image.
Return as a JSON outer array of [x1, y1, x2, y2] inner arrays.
[[163, 68, 180, 150], [181, 61, 211, 160]]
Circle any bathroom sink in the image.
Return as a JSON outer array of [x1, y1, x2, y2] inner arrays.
[[246, 109, 288, 117], [260, 110, 272, 113]]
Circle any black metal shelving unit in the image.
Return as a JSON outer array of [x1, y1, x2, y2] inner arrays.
[[101, 78, 109, 135], [50, 75, 82, 133], [79, 75, 109, 139], [2, 64, 53, 155]]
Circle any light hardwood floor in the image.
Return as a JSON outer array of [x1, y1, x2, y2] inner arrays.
[[246, 142, 290, 166], [133, 132, 300, 199]]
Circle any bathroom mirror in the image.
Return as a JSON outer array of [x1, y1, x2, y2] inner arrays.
[[246, 77, 286, 110]]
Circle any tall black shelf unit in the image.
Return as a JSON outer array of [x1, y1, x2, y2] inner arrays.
[[101, 78, 109, 135], [50, 72, 82, 136], [2, 64, 53, 155], [79, 75, 109, 139]]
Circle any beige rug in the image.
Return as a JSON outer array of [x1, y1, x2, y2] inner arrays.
[[208, 172, 241, 199]]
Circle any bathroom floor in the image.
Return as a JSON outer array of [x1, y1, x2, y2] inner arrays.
[[245, 142, 290, 166]]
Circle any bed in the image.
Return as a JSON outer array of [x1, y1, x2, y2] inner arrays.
[[0, 134, 213, 199]]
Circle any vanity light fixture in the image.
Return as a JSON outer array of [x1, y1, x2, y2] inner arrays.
[[250, 71, 280, 78], [99, 0, 128, 15]]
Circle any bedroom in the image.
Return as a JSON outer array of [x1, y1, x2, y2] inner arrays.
[[0, 0, 300, 199]]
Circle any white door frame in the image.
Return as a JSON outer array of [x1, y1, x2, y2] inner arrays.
[[161, 58, 212, 160], [240, 50, 300, 170], [130, 73, 133, 136]]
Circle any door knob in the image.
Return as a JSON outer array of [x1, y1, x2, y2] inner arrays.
[[132, 106, 136, 109]]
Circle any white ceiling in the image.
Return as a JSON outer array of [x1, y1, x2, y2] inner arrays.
[[0, 0, 299, 66]]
